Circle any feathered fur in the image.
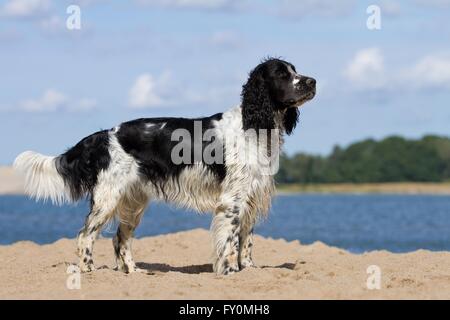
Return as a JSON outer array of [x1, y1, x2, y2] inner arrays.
[[241, 64, 276, 132], [14, 58, 316, 275]]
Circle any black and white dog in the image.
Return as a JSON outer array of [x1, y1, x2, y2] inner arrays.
[[14, 58, 316, 275]]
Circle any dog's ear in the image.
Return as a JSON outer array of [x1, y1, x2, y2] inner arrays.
[[283, 108, 299, 135], [241, 66, 275, 132]]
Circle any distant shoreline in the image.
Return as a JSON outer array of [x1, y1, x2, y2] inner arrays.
[[277, 182, 450, 195], [2, 166, 450, 196], [0, 166, 24, 195]]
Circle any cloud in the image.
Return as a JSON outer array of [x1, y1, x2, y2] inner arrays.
[[343, 48, 386, 90], [1, 1, 93, 36], [135, 0, 357, 18], [18, 89, 97, 112], [407, 54, 450, 90], [70, 0, 109, 6], [129, 73, 173, 108], [277, 0, 356, 18], [135, 0, 241, 11], [344, 48, 450, 96], [20, 89, 67, 112], [128, 71, 240, 109], [0, 0, 50, 18]]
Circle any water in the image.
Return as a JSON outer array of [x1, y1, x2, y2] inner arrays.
[[1, 194, 450, 253]]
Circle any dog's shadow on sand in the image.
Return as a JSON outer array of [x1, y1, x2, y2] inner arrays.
[[135, 262, 296, 275], [136, 262, 213, 274], [262, 262, 296, 270]]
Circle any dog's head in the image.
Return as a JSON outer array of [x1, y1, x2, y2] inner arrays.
[[241, 58, 316, 135]]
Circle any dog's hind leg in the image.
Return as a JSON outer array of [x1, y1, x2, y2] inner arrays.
[[76, 187, 121, 273], [113, 190, 149, 274]]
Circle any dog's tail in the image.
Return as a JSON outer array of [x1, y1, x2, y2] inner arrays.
[[13, 130, 111, 205], [13, 151, 72, 205]]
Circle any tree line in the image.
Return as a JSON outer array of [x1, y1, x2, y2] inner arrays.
[[276, 135, 450, 183]]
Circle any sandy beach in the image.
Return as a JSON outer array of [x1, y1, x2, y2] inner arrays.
[[0, 228, 449, 299]]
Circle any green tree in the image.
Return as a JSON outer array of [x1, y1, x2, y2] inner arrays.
[[275, 135, 450, 184]]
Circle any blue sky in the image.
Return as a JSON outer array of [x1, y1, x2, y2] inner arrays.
[[1, 0, 450, 164]]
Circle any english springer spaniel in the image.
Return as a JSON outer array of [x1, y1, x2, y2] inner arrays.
[[14, 58, 316, 275]]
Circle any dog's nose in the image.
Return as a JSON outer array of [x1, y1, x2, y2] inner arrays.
[[306, 78, 316, 88]]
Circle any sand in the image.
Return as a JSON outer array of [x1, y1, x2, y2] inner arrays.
[[1, 228, 450, 299]]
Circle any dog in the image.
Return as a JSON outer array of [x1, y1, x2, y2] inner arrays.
[[14, 58, 316, 275]]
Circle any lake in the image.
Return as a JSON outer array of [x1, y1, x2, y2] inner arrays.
[[1, 194, 449, 253]]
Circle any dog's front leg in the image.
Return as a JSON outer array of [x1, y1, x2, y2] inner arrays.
[[238, 209, 257, 269], [211, 202, 242, 275], [239, 223, 256, 269]]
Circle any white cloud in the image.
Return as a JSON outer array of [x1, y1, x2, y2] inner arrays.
[[136, 0, 239, 10], [135, 0, 356, 18], [344, 48, 450, 95], [20, 89, 67, 112], [407, 54, 450, 89], [129, 73, 172, 108], [0, 0, 50, 18], [344, 48, 386, 90], [128, 71, 240, 109], [1, 1, 92, 35], [18, 89, 97, 112], [71, 0, 109, 6], [39, 14, 94, 37]]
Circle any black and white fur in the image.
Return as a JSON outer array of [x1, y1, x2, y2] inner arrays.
[[14, 58, 316, 275]]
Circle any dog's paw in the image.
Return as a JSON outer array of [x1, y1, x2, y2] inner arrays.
[[79, 258, 96, 273], [79, 262, 96, 273], [222, 266, 239, 275], [114, 263, 152, 275], [132, 267, 153, 275], [239, 259, 256, 269], [216, 262, 240, 275]]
